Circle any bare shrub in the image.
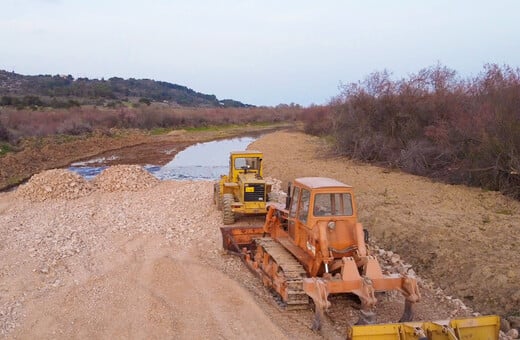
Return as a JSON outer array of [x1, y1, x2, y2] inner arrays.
[[397, 139, 441, 176], [305, 63, 520, 198], [0, 118, 10, 142], [0, 105, 305, 141], [302, 105, 333, 135]]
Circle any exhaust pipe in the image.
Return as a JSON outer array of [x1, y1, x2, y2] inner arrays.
[[285, 182, 292, 209]]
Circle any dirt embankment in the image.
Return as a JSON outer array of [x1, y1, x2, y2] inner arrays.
[[0, 129, 518, 339]]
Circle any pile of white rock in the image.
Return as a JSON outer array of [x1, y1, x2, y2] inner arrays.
[[16, 169, 93, 202], [93, 165, 159, 192]]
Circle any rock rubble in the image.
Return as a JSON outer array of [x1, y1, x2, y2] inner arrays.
[[14, 165, 160, 203], [15, 169, 93, 202], [93, 164, 159, 192]]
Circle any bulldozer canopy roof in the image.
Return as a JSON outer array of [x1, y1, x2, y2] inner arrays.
[[230, 150, 263, 156], [295, 177, 352, 189]]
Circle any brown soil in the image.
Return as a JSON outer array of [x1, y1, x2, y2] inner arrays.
[[0, 129, 518, 339]]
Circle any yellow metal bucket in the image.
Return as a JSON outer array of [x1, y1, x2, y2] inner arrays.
[[347, 315, 500, 340]]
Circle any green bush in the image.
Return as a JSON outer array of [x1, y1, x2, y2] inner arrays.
[[138, 97, 152, 105], [0, 142, 12, 156]]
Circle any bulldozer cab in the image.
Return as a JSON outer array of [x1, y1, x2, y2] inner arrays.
[[312, 192, 354, 217], [286, 177, 361, 268], [229, 151, 263, 181], [288, 177, 356, 220]]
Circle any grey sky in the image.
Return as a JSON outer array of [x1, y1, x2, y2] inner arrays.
[[1, 0, 519, 106]]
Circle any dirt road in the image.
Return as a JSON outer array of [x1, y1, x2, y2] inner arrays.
[[1, 178, 316, 339], [0, 129, 518, 339]]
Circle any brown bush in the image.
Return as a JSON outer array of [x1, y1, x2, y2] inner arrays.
[[302, 105, 333, 135], [0, 105, 304, 141], [303, 63, 520, 198]]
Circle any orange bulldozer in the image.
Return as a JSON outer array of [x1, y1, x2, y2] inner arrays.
[[220, 177, 421, 330], [220, 177, 501, 339]]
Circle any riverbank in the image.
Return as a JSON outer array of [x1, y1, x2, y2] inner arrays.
[[0, 123, 292, 190]]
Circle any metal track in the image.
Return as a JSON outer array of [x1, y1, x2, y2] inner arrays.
[[254, 237, 309, 309]]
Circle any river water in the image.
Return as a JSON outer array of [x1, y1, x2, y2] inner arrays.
[[69, 136, 256, 180]]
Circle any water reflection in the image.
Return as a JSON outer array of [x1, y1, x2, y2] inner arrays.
[[69, 136, 256, 180], [151, 137, 255, 180]]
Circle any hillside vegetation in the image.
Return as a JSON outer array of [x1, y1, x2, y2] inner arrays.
[[0, 70, 249, 108], [303, 63, 520, 198], [0, 70, 303, 150]]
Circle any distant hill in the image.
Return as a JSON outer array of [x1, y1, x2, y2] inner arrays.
[[0, 70, 251, 108]]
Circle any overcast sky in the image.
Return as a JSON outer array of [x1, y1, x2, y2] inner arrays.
[[1, 0, 519, 106]]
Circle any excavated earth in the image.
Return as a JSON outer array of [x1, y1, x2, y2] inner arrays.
[[0, 129, 519, 339]]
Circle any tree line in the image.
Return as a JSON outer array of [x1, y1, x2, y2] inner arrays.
[[0, 70, 249, 108]]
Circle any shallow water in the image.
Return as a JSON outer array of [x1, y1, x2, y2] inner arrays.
[[69, 136, 256, 180]]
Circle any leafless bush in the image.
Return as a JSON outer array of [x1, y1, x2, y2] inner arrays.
[[302, 105, 333, 135], [397, 139, 442, 176], [303, 63, 520, 198], [0, 105, 304, 141]]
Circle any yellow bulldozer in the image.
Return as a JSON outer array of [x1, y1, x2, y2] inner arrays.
[[220, 177, 501, 339], [213, 151, 272, 224]]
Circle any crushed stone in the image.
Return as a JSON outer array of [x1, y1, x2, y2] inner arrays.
[[15, 169, 93, 202], [93, 165, 159, 192]]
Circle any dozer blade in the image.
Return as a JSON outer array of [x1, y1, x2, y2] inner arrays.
[[347, 315, 500, 340], [220, 225, 265, 255]]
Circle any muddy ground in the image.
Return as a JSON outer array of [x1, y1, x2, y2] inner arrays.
[[0, 128, 518, 339]]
